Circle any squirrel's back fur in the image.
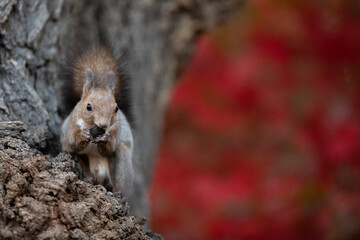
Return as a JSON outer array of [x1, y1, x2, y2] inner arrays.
[[60, 43, 133, 127]]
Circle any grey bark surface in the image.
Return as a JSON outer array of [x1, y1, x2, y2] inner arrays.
[[0, 0, 241, 226]]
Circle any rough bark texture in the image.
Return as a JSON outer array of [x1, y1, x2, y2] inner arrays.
[[0, 0, 241, 230], [0, 121, 163, 239]]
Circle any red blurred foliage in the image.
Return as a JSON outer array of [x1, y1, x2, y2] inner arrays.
[[150, 1, 360, 240]]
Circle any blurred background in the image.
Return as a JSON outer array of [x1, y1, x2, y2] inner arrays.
[[149, 1, 360, 239]]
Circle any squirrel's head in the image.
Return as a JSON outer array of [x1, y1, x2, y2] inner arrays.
[[79, 70, 118, 130]]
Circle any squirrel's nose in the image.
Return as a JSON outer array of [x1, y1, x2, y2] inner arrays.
[[97, 119, 109, 129]]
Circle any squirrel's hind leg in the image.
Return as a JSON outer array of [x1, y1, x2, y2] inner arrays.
[[109, 143, 134, 195]]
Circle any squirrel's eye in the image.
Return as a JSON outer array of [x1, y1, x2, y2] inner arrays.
[[115, 106, 119, 113], [87, 104, 92, 111]]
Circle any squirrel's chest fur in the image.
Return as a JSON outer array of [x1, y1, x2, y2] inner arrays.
[[78, 120, 111, 183], [80, 142, 110, 184], [79, 141, 101, 156]]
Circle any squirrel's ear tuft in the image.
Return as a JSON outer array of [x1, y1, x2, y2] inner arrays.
[[82, 69, 93, 96], [108, 72, 115, 92]]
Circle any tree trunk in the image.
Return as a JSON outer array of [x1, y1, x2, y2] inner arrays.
[[0, 0, 241, 226]]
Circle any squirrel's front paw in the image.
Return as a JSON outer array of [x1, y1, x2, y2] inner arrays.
[[81, 128, 92, 142], [93, 133, 110, 144]]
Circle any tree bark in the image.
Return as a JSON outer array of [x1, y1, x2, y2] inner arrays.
[[0, 0, 241, 223], [0, 121, 162, 239]]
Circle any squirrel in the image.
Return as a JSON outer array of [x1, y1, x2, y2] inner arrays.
[[60, 47, 134, 196]]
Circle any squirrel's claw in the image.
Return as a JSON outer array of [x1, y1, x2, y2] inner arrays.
[[93, 133, 110, 144], [81, 128, 92, 141]]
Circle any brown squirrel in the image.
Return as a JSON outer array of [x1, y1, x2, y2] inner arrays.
[[60, 47, 134, 195]]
